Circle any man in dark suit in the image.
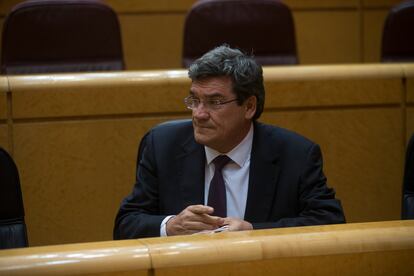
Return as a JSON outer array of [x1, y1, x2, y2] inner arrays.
[[114, 46, 345, 239]]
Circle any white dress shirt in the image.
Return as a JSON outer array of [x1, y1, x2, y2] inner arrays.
[[204, 123, 253, 219], [161, 123, 254, 236]]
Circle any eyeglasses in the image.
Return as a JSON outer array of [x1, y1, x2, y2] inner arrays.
[[184, 96, 238, 110]]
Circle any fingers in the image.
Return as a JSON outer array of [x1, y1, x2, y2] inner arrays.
[[166, 205, 224, 236], [178, 220, 217, 232], [199, 213, 224, 226], [187, 204, 214, 215], [184, 205, 225, 225], [222, 217, 253, 231]]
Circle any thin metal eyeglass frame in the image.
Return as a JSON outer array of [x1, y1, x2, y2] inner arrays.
[[184, 96, 238, 110]]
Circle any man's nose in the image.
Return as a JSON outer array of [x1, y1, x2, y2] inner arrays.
[[192, 103, 210, 119]]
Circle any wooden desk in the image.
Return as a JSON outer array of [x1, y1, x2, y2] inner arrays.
[[0, 221, 413, 275]]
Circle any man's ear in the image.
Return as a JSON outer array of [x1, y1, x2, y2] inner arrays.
[[244, 96, 257, 120]]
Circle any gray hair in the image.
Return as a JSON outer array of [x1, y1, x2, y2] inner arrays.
[[188, 45, 265, 120]]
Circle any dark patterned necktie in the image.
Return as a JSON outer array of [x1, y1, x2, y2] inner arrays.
[[208, 155, 231, 217]]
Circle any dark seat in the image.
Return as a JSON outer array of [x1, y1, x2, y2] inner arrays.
[[402, 133, 414, 219], [182, 0, 298, 67], [0, 148, 28, 249], [1, 0, 124, 75], [381, 1, 414, 62]]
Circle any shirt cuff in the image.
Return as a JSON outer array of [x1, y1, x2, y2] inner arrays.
[[160, 215, 175, 237]]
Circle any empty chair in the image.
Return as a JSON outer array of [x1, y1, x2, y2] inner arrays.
[[0, 148, 28, 249], [402, 133, 414, 219], [182, 0, 298, 67], [381, 0, 414, 62], [1, 0, 124, 74]]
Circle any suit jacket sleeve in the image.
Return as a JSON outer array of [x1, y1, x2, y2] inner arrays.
[[113, 130, 166, 239], [402, 134, 414, 219], [252, 143, 346, 229]]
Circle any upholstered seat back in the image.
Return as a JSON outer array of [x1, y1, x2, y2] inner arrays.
[[1, 0, 124, 74], [381, 1, 414, 62], [0, 148, 28, 249], [182, 0, 298, 67]]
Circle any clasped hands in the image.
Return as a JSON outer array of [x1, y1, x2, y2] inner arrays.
[[166, 204, 253, 236]]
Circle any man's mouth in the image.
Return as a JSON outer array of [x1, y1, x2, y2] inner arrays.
[[193, 121, 212, 129]]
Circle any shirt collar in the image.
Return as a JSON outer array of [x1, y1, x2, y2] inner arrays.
[[205, 123, 253, 168]]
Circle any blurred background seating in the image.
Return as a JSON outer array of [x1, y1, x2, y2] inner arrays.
[[0, 147, 28, 249], [182, 0, 298, 67], [0, 0, 124, 74], [381, 0, 414, 62], [0, 1, 408, 70]]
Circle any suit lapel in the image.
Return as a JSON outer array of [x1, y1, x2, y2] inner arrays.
[[176, 135, 205, 209], [244, 122, 280, 223]]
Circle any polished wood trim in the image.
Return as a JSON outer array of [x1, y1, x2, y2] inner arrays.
[[7, 63, 407, 88], [140, 220, 414, 268], [0, 240, 150, 275], [6, 70, 188, 90], [263, 63, 404, 81], [0, 77, 9, 120], [403, 63, 414, 78], [5, 64, 412, 119], [0, 221, 413, 275]]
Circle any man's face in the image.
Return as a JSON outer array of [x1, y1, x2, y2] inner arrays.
[[189, 76, 256, 153]]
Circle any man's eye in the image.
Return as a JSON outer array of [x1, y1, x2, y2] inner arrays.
[[207, 99, 222, 105]]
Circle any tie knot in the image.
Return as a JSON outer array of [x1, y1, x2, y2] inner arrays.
[[213, 155, 231, 171]]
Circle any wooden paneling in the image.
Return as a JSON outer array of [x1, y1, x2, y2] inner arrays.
[[13, 117, 187, 246], [284, 0, 358, 9], [363, 10, 389, 62], [293, 10, 360, 64], [405, 64, 414, 143], [0, 0, 21, 15], [119, 14, 186, 70], [362, 0, 401, 7], [0, 77, 8, 120], [406, 73, 414, 104], [3, 0, 398, 14], [104, 0, 194, 13], [261, 108, 403, 223], [262, 65, 405, 223], [264, 64, 402, 108], [9, 71, 190, 119], [0, 77, 9, 151], [265, 78, 401, 108], [11, 65, 405, 120], [408, 80, 414, 104], [0, 125, 8, 151]]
